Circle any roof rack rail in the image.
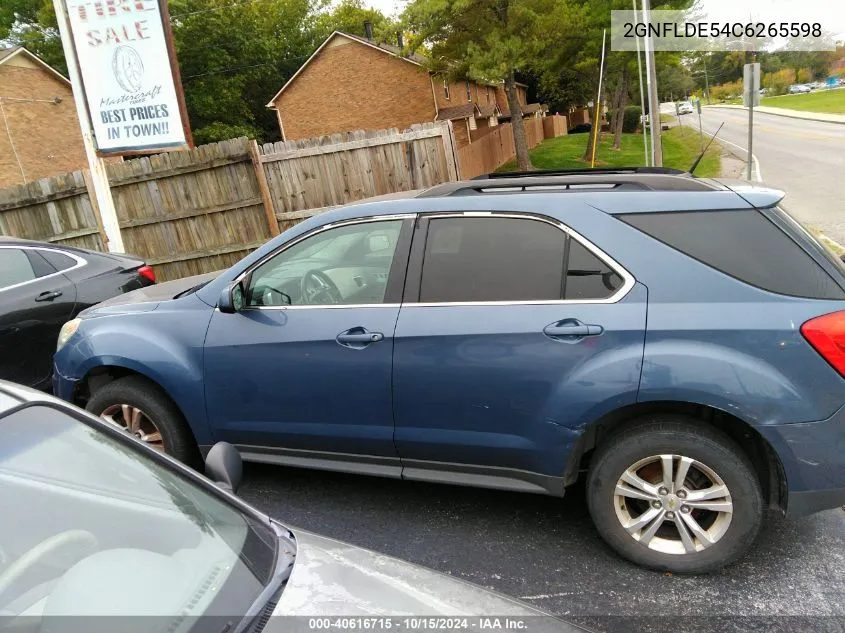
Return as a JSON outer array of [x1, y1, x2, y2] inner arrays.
[[472, 166, 689, 180], [418, 170, 720, 198]]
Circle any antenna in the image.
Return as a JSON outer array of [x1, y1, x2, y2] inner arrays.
[[689, 122, 724, 175]]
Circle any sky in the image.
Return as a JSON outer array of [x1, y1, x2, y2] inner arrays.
[[356, 0, 845, 41]]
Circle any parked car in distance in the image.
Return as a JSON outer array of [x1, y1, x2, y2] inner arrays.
[[677, 101, 694, 115], [788, 84, 812, 94], [54, 168, 845, 574], [0, 381, 579, 629], [0, 238, 155, 390]]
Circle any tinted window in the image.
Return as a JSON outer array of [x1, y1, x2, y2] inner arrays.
[[25, 250, 57, 277], [565, 240, 623, 300], [39, 249, 78, 272], [0, 249, 36, 289], [248, 219, 402, 306], [419, 217, 567, 302], [620, 210, 845, 299]]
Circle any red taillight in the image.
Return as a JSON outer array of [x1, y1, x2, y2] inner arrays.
[[137, 265, 156, 284], [801, 311, 845, 376]]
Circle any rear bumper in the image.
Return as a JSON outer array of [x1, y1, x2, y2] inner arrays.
[[759, 403, 845, 517]]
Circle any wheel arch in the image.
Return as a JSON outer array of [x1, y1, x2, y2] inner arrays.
[[569, 400, 788, 512], [74, 361, 212, 446]]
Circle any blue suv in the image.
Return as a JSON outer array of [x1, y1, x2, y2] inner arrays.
[[53, 168, 845, 573]]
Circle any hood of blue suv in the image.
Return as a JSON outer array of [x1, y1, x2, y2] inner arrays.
[[79, 271, 221, 317]]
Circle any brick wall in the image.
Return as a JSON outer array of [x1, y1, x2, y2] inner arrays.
[[273, 37, 437, 140], [433, 78, 495, 110], [0, 59, 86, 188], [495, 85, 529, 115]]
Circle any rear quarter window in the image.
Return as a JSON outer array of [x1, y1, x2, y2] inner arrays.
[[619, 210, 845, 300]]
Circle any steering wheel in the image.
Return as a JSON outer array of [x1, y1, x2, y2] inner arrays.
[[0, 530, 98, 604], [301, 270, 343, 305]]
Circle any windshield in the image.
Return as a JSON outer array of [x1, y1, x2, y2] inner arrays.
[[0, 405, 279, 624]]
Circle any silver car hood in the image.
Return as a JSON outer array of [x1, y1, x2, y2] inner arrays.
[[272, 530, 579, 628]]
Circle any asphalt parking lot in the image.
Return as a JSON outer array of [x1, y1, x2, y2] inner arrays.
[[240, 463, 845, 633]]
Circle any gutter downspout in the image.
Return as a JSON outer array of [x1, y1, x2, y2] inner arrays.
[[429, 75, 441, 121]]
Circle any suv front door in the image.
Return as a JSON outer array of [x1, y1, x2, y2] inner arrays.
[[203, 217, 413, 472], [392, 213, 647, 494]]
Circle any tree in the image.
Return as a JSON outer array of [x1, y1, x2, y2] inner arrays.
[[0, 0, 65, 74], [169, 0, 325, 143], [404, 0, 580, 171]]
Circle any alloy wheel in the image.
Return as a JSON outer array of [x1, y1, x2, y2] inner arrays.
[[613, 454, 733, 555], [100, 403, 165, 452]]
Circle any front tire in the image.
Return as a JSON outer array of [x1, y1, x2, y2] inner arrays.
[[586, 417, 763, 573], [86, 376, 197, 465]]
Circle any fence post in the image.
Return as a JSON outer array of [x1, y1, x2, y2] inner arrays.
[[82, 168, 111, 251], [440, 121, 460, 181], [248, 139, 280, 237]]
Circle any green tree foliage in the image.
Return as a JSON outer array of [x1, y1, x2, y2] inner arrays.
[[0, 0, 65, 73], [404, 0, 584, 170]]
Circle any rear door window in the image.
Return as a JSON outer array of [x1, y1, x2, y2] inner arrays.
[[38, 249, 78, 272], [0, 249, 37, 289], [417, 216, 625, 303], [620, 210, 845, 300]]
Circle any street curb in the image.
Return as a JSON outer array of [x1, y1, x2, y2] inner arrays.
[[705, 104, 845, 126]]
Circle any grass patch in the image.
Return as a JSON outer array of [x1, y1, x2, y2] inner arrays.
[[760, 89, 845, 114], [809, 227, 845, 256], [497, 126, 720, 177]]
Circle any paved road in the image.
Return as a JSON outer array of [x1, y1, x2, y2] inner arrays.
[[240, 463, 845, 632], [698, 107, 845, 242]]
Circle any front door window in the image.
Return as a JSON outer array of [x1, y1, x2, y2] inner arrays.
[[246, 220, 403, 307]]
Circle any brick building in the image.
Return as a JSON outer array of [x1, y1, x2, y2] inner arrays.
[[266, 31, 546, 147], [0, 47, 87, 188]]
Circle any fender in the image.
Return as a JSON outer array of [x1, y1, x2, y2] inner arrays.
[[56, 299, 215, 445], [638, 338, 837, 426]]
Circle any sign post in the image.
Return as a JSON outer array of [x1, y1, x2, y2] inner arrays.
[[52, 0, 123, 252], [52, 0, 191, 251], [696, 97, 703, 151], [743, 62, 760, 181]]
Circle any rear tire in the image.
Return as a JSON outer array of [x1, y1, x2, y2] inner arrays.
[[86, 376, 197, 465], [586, 416, 763, 573]]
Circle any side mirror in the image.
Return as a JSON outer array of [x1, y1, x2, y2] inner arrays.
[[205, 441, 243, 493], [218, 282, 246, 314]]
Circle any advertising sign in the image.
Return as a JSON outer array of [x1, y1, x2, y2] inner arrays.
[[65, 0, 190, 154]]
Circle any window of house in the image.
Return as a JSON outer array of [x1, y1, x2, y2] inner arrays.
[[466, 81, 471, 102], [443, 79, 450, 100], [468, 116, 477, 130]]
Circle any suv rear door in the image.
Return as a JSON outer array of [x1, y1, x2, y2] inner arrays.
[[391, 212, 648, 494]]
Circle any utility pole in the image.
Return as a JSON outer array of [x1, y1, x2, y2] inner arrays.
[[633, 0, 649, 166], [642, 0, 663, 166], [51, 0, 124, 253], [703, 54, 711, 104]]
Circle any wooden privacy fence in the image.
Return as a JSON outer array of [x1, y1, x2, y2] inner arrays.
[[0, 170, 107, 252], [259, 124, 458, 232], [456, 117, 550, 179], [0, 122, 459, 281], [0, 119, 568, 279]]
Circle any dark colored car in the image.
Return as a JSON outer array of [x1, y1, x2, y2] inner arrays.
[[0, 380, 578, 629], [54, 168, 845, 573], [0, 238, 155, 390]]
